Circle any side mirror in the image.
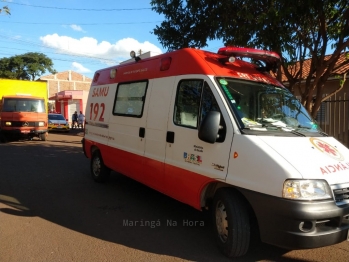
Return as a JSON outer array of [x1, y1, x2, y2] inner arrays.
[[198, 111, 220, 144]]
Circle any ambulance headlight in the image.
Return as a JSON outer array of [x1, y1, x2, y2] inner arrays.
[[283, 180, 332, 200]]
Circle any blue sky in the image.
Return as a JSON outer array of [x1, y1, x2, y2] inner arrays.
[[0, 0, 224, 79]]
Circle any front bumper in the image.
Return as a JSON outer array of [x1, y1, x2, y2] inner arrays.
[[240, 188, 349, 249], [48, 125, 70, 131], [0, 129, 47, 135]]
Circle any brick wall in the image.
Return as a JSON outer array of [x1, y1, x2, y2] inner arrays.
[[40, 70, 92, 98]]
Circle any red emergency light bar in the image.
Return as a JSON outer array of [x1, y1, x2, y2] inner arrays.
[[217, 46, 281, 72]]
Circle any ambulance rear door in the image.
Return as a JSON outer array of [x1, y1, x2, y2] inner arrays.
[[142, 77, 175, 190], [85, 84, 114, 148]]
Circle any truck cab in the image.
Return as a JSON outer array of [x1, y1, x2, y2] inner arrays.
[[0, 95, 48, 141]]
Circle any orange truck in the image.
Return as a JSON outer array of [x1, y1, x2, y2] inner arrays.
[[0, 79, 48, 141]]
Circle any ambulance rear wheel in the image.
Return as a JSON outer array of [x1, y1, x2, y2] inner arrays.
[[91, 150, 110, 183], [212, 189, 250, 258]]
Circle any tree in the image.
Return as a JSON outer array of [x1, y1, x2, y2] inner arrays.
[[0, 52, 57, 80], [0, 5, 10, 15], [150, 0, 349, 117]]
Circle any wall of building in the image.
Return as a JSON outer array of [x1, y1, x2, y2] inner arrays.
[[40, 70, 92, 98], [41, 70, 92, 127]]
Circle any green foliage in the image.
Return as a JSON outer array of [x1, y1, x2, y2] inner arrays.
[[151, 0, 349, 116], [0, 5, 10, 15], [151, 0, 348, 58], [0, 52, 57, 80]]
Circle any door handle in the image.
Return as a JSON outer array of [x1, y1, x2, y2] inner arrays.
[[139, 127, 145, 138], [166, 131, 175, 143]]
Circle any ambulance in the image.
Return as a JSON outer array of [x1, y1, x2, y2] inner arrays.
[[82, 47, 349, 258]]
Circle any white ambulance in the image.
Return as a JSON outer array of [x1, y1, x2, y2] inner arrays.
[[82, 46, 349, 258]]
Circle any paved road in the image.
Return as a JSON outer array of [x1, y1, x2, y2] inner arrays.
[[0, 131, 349, 262]]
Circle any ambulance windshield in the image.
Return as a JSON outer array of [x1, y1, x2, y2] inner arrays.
[[216, 78, 324, 135]]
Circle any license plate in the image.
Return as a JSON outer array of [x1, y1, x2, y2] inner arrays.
[[57, 126, 62, 128], [22, 130, 30, 133]]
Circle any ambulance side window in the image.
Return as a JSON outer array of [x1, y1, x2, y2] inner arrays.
[[174, 80, 225, 141], [200, 81, 226, 142], [174, 80, 202, 128], [113, 81, 148, 117], [200, 82, 221, 122]]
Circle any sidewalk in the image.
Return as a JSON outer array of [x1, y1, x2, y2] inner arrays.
[[69, 127, 84, 136]]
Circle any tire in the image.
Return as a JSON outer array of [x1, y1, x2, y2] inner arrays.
[[39, 133, 46, 141], [91, 150, 110, 183], [212, 188, 250, 258], [0, 132, 7, 143]]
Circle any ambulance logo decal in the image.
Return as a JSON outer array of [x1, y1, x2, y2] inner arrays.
[[184, 152, 202, 165], [212, 163, 225, 171], [310, 138, 344, 161]]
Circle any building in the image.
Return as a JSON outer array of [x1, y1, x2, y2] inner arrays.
[[40, 70, 92, 125]]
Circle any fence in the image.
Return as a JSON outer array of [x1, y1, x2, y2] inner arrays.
[[316, 93, 349, 148]]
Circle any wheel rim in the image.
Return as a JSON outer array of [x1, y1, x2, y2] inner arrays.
[[92, 156, 101, 177], [215, 200, 228, 243]]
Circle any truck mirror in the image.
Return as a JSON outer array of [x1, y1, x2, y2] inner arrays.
[[198, 111, 220, 144]]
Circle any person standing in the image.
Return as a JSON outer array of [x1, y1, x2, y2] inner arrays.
[[72, 111, 78, 129], [78, 111, 85, 129]]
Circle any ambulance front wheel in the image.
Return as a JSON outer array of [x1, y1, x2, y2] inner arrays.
[[212, 188, 250, 258], [91, 150, 111, 183]]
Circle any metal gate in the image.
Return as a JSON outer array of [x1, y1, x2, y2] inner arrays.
[[317, 93, 349, 148]]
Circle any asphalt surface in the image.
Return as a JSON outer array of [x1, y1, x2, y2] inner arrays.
[[0, 130, 349, 262]]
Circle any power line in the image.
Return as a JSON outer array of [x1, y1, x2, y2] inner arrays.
[[7, 2, 152, 11], [0, 20, 162, 26]]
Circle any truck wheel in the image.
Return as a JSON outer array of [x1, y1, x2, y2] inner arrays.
[[39, 133, 46, 141], [0, 132, 7, 143], [212, 189, 250, 258], [91, 151, 110, 183]]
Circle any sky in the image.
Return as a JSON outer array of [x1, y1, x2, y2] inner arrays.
[[0, 0, 224, 79]]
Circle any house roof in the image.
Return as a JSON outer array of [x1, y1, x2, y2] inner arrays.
[[277, 51, 349, 82]]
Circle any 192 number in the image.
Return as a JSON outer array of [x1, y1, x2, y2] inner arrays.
[[89, 103, 105, 122]]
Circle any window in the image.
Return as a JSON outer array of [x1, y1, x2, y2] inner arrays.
[[174, 80, 202, 128], [174, 80, 224, 140], [113, 81, 148, 117], [2, 98, 45, 113], [49, 114, 65, 120], [200, 82, 221, 122], [217, 78, 320, 133]]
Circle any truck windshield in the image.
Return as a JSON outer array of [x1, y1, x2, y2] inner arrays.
[[216, 77, 322, 134], [2, 98, 46, 113]]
